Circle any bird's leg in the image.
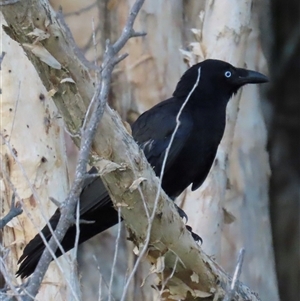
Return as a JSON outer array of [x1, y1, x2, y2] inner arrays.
[[173, 203, 188, 224], [169, 196, 188, 223], [171, 199, 202, 244], [185, 225, 203, 244]]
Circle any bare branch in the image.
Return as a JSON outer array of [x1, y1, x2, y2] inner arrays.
[[0, 0, 19, 6], [112, 0, 145, 54], [159, 256, 179, 298], [48, 196, 61, 208], [0, 193, 23, 229], [112, 53, 129, 66], [63, 1, 97, 17], [0, 246, 23, 301], [108, 207, 122, 301], [131, 31, 147, 37], [224, 248, 246, 301], [55, 7, 98, 71]]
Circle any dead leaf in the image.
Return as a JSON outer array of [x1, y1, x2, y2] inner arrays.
[[97, 159, 122, 175], [191, 28, 201, 40], [27, 28, 50, 41], [115, 202, 128, 207], [150, 256, 165, 274], [179, 48, 193, 64], [129, 177, 147, 192], [190, 42, 203, 57], [190, 271, 199, 283], [23, 43, 61, 69], [133, 246, 140, 255], [60, 77, 75, 84], [47, 89, 57, 97]]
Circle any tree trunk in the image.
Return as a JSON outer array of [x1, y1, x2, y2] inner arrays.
[[177, 2, 279, 300], [0, 15, 70, 300]]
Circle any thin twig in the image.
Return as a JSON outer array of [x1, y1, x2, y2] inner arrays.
[[158, 67, 201, 182], [92, 255, 116, 301], [120, 65, 201, 301], [125, 150, 150, 219], [64, 1, 97, 17], [0, 0, 19, 6], [0, 164, 78, 300], [96, 262, 103, 301], [81, 23, 101, 55], [69, 200, 81, 299], [108, 207, 122, 301], [81, 91, 97, 133], [0, 246, 23, 301], [64, 124, 81, 138], [223, 248, 245, 301], [112, 0, 146, 54], [56, 8, 98, 71], [92, 17, 98, 68], [20, 0, 146, 299], [159, 256, 179, 298], [0, 193, 23, 229]]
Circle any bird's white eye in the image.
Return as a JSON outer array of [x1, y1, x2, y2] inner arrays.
[[224, 71, 232, 78]]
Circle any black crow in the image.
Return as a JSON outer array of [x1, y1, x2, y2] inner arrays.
[[16, 59, 268, 278]]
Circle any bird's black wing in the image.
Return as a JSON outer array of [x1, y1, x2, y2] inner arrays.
[[132, 98, 193, 177], [78, 167, 111, 215]]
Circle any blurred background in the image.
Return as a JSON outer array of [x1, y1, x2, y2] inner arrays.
[[47, 1, 299, 300]]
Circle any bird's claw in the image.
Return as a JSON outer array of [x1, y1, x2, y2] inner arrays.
[[185, 225, 203, 244], [174, 204, 188, 223]]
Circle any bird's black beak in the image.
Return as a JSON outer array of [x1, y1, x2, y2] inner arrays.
[[235, 68, 269, 85]]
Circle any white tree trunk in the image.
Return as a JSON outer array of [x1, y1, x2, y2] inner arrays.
[[178, 1, 279, 300], [0, 14, 70, 300]]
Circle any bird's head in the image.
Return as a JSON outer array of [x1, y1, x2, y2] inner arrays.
[[173, 59, 268, 102]]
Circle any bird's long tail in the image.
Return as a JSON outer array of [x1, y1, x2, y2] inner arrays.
[[16, 168, 119, 279]]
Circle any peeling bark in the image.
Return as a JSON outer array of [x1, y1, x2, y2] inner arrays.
[[0, 14, 70, 300]]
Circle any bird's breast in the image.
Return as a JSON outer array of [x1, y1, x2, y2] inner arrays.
[[164, 108, 226, 195]]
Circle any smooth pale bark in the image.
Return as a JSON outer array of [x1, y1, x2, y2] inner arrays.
[[178, 1, 279, 301], [0, 15, 70, 300]]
